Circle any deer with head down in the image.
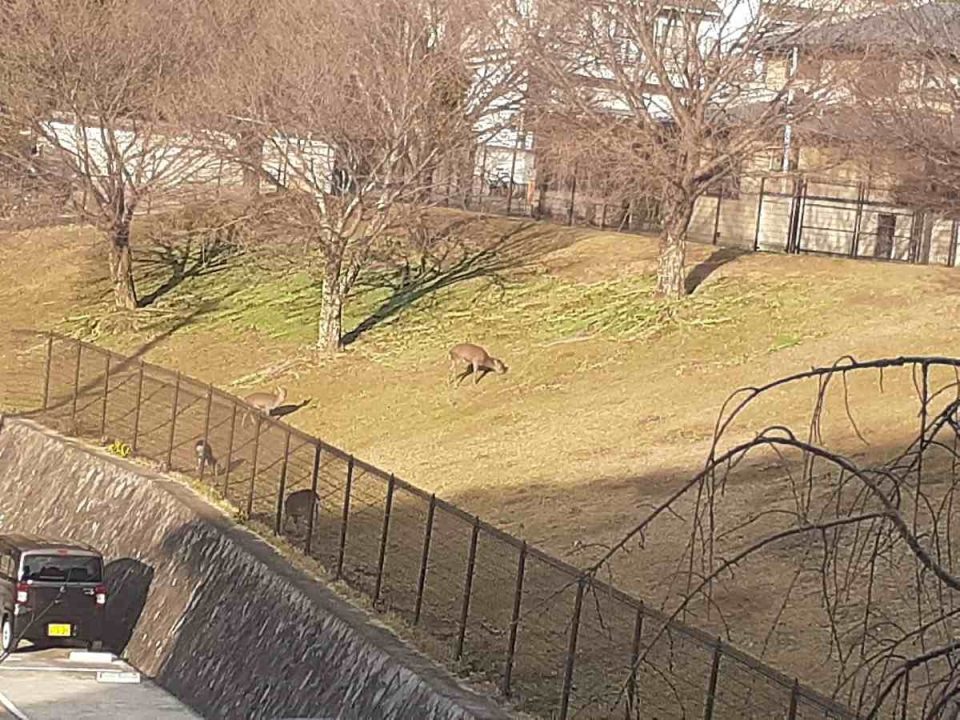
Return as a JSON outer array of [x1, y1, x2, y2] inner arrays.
[[283, 489, 321, 535], [449, 343, 508, 386]]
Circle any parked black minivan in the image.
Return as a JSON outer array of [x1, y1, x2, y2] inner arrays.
[[0, 533, 106, 653]]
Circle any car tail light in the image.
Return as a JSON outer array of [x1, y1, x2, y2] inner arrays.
[[95, 584, 107, 606], [15, 582, 28, 605]]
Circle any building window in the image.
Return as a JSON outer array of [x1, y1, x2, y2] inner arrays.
[[768, 148, 783, 171], [765, 57, 788, 89]]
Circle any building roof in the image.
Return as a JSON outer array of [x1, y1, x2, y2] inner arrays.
[[581, 0, 721, 14], [668, 0, 721, 13], [585, 0, 720, 15], [763, 2, 960, 55]]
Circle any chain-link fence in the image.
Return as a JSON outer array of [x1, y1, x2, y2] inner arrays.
[[1, 330, 864, 720]]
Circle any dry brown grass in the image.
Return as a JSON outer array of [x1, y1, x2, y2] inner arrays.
[[4, 211, 960, 696]]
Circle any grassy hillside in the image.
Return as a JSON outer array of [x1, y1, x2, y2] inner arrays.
[[3, 209, 959, 689]]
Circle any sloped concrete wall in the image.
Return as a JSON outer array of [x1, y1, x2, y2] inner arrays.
[[0, 417, 510, 720]]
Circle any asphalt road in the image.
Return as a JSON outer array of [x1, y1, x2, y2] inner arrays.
[[0, 648, 201, 720]]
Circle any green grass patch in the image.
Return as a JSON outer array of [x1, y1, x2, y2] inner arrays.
[[58, 235, 823, 374]]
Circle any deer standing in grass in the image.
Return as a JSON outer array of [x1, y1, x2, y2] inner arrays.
[[449, 343, 508, 386], [284, 489, 321, 535], [241, 386, 287, 427], [194, 439, 221, 477]]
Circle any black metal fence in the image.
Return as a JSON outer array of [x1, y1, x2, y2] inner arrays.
[[2, 330, 861, 720], [437, 160, 960, 270]]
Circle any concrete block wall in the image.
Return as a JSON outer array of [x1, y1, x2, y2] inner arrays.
[[0, 417, 510, 720]]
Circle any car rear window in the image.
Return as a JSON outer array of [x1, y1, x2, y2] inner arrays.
[[20, 554, 103, 583]]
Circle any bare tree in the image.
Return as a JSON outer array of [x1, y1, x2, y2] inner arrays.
[[0, 0, 215, 310], [197, 0, 522, 351], [187, 0, 273, 198], [523, 0, 853, 299], [579, 356, 960, 718]]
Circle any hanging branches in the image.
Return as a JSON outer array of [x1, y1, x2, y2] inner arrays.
[[591, 355, 960, 717]]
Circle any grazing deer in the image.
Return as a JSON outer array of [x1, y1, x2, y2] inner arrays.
[[194, 439, 221, 477], [449, 343, 508, 386], [241, 386, 287, 427], [284, 489, 321, 535]]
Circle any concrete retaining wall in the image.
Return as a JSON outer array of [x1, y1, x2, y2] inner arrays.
[[0, 417, 510, 720]]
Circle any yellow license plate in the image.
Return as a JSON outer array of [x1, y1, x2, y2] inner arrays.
[[47, 623, 71, 637]]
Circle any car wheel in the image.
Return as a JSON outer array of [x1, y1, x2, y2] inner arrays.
[[1, 615, 13, 654]]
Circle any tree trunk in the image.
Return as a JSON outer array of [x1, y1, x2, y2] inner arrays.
[[317, 258, 344, 352], [655, 199, 695, 300], [237, 129, 262, 197], [108, 221, 138, 310]]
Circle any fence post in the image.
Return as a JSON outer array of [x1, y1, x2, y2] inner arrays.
[[478, 143, 488, 211], [600, 203, 607, 231], [245, 416, 262, 520], [787, 679, 799, 720], [455, 516, 481, 661], [625, 603, 644, 719], [752, 176, 766, 252], [131, 362, 145, 453], [304, 442, 322, 555], [40, 333, 53, 411], [918, 364, 929, 495], [702, 638, 723, 720], [949, 219, 959, 268], [98, 352, 111, 438], [165, 372, 181, 470], [911, 211, 927, 264], [199, 386, 214, 482], [373, 473, 396, 605], [786, 178, 807, 254], [900, 668, 909, 720], [274, 429, 291, 535], [506, 132, 521, 215], [463, 149, 474, 210], [567, 173, 577, 226], [222, 402, 238, 496], [70, 339, 82, 426], [850, 181, 865, 258], [712, 194, 722, 245], [413, 494, 436, 626], [336, 456, 354, 580], [558, 576, 586, 720], [501, 541, 527, 697]]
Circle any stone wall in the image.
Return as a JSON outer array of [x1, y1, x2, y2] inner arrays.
[[0, 417, 511, 720]]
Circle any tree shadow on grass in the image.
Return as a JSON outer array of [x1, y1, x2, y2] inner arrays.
[[685, 247, 749, 294], [341, 217, 566, 347], [137, 233, 239, 308]]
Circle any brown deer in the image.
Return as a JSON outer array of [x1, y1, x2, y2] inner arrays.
[[449, 343, 508, 386], [241, 386, 287, 427], [283, 489, 321, 535], [194, 439, 221, 477]]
